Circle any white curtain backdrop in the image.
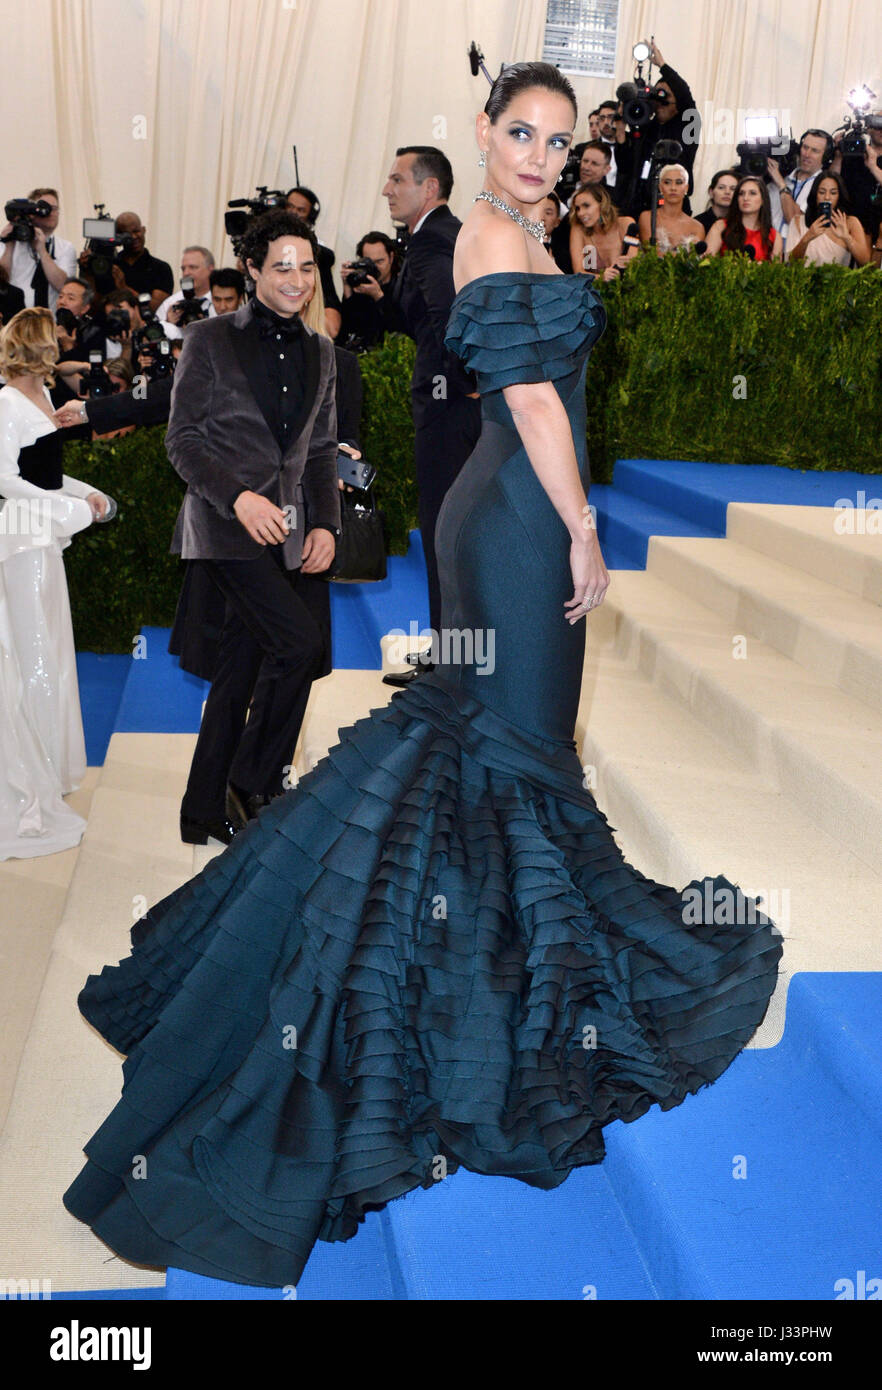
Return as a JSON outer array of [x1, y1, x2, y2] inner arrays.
[[5, 0, 881, 286]]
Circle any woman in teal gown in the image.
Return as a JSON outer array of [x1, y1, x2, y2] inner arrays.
[[63, 62, 782, 1288]]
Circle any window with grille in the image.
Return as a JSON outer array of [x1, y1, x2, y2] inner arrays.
[[542, 0, 620, 79]]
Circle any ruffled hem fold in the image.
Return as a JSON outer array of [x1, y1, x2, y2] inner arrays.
[[64, 675, 782, 1287]]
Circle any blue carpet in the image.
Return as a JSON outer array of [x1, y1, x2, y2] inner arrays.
[[75, 652, 129, 766], [590, 458, 881, 570], [329, 530, 429, 669], [59, 973, 882, 1300]]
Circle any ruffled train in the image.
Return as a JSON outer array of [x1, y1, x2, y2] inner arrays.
[[64, 675, 782, 1287]]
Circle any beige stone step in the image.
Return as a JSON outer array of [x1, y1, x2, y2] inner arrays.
[[726, 502, 882, 607], [590, 567, 882, 873], [646, 531, 882, 715], [576, 657, 882, 1047]]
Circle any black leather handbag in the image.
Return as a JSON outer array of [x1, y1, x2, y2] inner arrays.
[[325, 487, 388, 583]]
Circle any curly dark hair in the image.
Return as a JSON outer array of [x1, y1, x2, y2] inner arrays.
[[239, 211, 317, 273]]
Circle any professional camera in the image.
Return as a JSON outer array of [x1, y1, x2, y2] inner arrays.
[[224, 186, 288, 257], [616, 80, 669, 129], [2, 197, 53, 244], [55, 307, 79, 336], [346, 256, 380, 288], [555, 149, 582, 204], [79, 351, 114, 400], [835, 85, 882, 157], [173, 275, 209, 326], [735, 116, 797, 178], [138, 337, 176, 382], [130, 295, 165, 359], [104, 307, 131, 340], [82, 208, 133, 294]]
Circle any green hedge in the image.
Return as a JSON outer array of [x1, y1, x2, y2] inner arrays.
[[63, 257, 882, 650], [586, 252, 882, 480]]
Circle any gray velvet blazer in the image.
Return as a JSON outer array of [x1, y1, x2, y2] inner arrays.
[[166, 299, 340, 569]]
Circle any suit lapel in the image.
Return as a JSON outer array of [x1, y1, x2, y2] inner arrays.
[[282, 329, 320, 461]]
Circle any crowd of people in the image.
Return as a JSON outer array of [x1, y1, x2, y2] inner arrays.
[[0, 42, 879, 421]]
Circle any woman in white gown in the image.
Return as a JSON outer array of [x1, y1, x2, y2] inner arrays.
[[0, 307, 112, 860]]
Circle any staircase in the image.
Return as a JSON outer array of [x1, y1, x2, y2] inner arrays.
[[3, 475, 881, 1299]]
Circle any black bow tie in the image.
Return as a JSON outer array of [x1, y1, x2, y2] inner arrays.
[[254, 306, 304, 339]]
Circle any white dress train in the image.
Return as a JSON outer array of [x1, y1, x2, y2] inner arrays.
[[0, 384, 104, 859]]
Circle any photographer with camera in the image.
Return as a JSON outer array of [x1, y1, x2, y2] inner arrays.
[[786, 173, 871, 266], [209, 267, 246, 315], [614, 40, 701, 218], [765, 130, 832, 258], [830, 114, 882, 252], [52, 341, 181, 436], [339, 231, 399, 349], [54, 278, 106, 360], [0, 189, 77, 314], [156, 247, 216, 339], [111, 212, 174, 311]]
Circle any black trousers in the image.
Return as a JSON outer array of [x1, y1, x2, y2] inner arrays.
[[414, 394, 481, 634], [181, 549, 329, 821]]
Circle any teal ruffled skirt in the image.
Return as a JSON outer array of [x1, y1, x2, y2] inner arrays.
[[64, 674, 782, 1287]]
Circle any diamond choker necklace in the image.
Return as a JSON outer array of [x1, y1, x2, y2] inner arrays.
[[474, 190, 546, 242]]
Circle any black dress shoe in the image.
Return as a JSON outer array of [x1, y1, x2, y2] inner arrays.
[[382, 660, 435, 688], [180, 813, 239, 846]]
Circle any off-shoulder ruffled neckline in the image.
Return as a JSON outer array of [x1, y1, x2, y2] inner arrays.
[[451, 270, 590, 307]]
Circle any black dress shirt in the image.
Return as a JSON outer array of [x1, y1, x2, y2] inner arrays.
[[247, 296, 307, 449], [116, 247, 174, 298], [227, 299, 339, 539]]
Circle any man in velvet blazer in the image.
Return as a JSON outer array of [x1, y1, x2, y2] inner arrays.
[[165, 210, 341, 845]]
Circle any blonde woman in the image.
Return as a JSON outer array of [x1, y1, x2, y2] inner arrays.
[[569, 183, 638, 281], [638, 164, 705, 254], [0, 307, 112, 857]]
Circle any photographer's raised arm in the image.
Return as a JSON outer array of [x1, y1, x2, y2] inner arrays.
[[164, 328, 243, 515], [32, 227, 69, 291]]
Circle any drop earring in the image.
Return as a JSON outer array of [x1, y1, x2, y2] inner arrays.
[[478, 150, 485, 167]]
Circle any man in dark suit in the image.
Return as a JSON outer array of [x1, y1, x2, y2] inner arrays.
[[382, 145, 481, 685], [165, 210, 341, 845]]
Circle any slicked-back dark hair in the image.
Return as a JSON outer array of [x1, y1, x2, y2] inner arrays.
[[395, 146, 454, 201], [483, 61, 577, 126], [240, 211, 317, 272]]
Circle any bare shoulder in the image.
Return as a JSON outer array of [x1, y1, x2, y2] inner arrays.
[[453, 203, 533, 293]]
